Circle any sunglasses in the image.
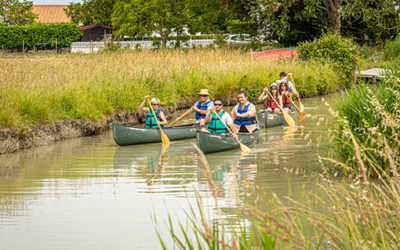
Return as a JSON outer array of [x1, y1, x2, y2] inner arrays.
[[200, 95, 208, 97], [214, 103, 222, 106], [271, 87, 277, 90], [151, 103, 159, 106]]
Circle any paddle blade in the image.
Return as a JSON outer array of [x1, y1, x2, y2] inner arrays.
[[299, 111, 306, 119], [299, 101, 305, 113], [283, 112, 296, 127], [239, 143, 252, 153], [160, 131, 171, 144]]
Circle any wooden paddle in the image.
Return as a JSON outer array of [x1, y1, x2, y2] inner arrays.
[[147, 99, 170, 144], [213, 111, 252, 153], [289, 74, 305, 113], [168, 112, 189, 127], [284, 93, 306, 119], [265, 89, 296, 128]]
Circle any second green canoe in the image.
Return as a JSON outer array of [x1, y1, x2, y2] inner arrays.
[[113, 123, 206, 146], [257, 110, 296, 128], [197, 130, 259, 154]]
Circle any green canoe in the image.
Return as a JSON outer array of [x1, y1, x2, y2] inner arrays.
[[196, 130, 259, 154], [113, 123, 206, 146], [257, 110, 296, 128]]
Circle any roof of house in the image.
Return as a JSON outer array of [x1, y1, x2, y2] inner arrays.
[[80, 24, 116, 31], [32, 5, 71, 23]]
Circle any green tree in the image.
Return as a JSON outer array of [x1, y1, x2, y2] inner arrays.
[[0, 0, 36, 26], [112, 0, 191, 46], [65, 0, 116, 26]]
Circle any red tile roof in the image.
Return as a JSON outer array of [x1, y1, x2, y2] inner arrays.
[[32, 5, 71, 23], [80, 24, 115, 31]]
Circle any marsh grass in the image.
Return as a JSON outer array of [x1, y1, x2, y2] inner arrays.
[[156, 67, 400, 248], [0, 49, 339, 128]]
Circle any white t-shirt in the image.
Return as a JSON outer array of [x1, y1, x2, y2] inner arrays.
[[215, 110, 233, 126]]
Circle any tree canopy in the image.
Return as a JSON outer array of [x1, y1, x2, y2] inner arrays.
[[0, 0, 36, 26], [65, 0, 116, 26]]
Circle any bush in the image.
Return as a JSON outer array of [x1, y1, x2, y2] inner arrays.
[[383, 37, 400, 61], [298, 34, 359, 84], [0, 23, 82, 49]]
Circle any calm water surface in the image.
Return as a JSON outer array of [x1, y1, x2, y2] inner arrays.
[[0, 95, 335, 249]]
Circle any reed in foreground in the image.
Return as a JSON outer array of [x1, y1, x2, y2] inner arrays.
[[0, 49, 339, 128]]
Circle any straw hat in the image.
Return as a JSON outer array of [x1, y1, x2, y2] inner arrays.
[[198, 89, 209, 95], [270, 82, 278, 88]]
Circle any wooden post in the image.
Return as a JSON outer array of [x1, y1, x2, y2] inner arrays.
[[55, 39, 58, 53], [22, 40, 25, 54], [91, 40, 93, 53]]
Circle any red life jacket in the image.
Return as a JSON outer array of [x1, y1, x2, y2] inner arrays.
[[265, 96, 278, 111], [282, 93, 291, 108]]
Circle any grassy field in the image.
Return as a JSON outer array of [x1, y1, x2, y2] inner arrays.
[[0, 49, 339, 128]]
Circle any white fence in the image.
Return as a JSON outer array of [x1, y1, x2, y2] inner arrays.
[[70, 39, 216, 53]]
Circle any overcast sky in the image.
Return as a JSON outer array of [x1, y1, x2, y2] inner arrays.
[[32, 0, 82, 4]]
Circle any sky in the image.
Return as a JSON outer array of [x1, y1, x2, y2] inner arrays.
[[32, 0, 82, 4]]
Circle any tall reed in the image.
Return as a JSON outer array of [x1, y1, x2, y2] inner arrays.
[[0, 49, 339, 128]]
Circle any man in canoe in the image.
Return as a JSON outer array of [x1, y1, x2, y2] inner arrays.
[[200, 99, 238, 140], [172, 89, 214, 125], [232, 89, 258, 133], [278, 72, 299, 98], [139, 96, 168, 128]]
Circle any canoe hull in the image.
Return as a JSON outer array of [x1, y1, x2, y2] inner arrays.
[[113, 123, 205, 146], [257, 111, 296, 128], [197, 131, 259, 154]]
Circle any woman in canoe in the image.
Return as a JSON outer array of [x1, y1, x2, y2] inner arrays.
[[278, 81, 293, 114], [200, 99, 238, 140], [232, 90, 258, 133], [278, 72, 299, 98], [258, 82, 281, 114], [139, 96, 168, 128]]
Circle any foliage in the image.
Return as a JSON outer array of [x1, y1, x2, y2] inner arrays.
[[328, 67, 400, 177], [112, 0, 191, 46], [65, 0, 116, 26], [0, 49, 339, 128], [0, 0, 36, 26], [340, 0, 400, 44], [252, 0, 331, 46], [0, 23, 82, 49], [383, 37, 400, 61], [298, 34, 358, 83]]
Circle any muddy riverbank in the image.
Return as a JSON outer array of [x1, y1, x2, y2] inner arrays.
[[0, 97, 239, 154]]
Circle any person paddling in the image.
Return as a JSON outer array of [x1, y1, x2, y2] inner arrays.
[[278, 81, 293, 114], [173, 89, 214, 125], [232, 89, 258, 133], [140, 96, 168, 128], [258, 82, 281, 114], [200, 99, 238, 140], [278, 72, 299, 98]]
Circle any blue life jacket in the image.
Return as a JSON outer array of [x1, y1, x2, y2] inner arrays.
[[145, 109, 163, 128], [234, 103, 256, 126], [195, 100, 212, 120], [208, 111, 229, 134]]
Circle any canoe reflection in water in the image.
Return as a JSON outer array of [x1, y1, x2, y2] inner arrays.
[[113, 143, 197, 186]]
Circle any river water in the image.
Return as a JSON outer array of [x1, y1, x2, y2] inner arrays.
[[0, 95, 335, 249]]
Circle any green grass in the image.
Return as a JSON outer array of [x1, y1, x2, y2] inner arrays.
[[0, 49, 340, 128]]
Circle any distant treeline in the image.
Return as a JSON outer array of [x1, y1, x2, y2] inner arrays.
[[0, 23, 82, 49]]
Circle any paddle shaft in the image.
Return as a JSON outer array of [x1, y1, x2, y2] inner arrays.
[[265, 89, 285, 113], [284, 93, 304, 116], [213, 111, 241, 141], [289, 74, 305, 111], [168, 111, 189, 127]]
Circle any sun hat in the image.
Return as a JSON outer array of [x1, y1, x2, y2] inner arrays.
[[198, 89, 210, 95]]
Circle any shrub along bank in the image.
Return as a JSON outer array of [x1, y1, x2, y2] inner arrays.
[[0, 49, 340, 129]]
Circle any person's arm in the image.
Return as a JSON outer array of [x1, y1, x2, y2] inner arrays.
[[279, 95, 283, 108], [203, 108, 214, 124], [231, 105, 238, 121], [289, 81, 299, 97], [258, 87, 268, 101], [192, 102, 213, 115], [225, 115, 238, 140], [175, 108, 193, 122], [140, 96, 150, 112], [157, 111, 168, 126]]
